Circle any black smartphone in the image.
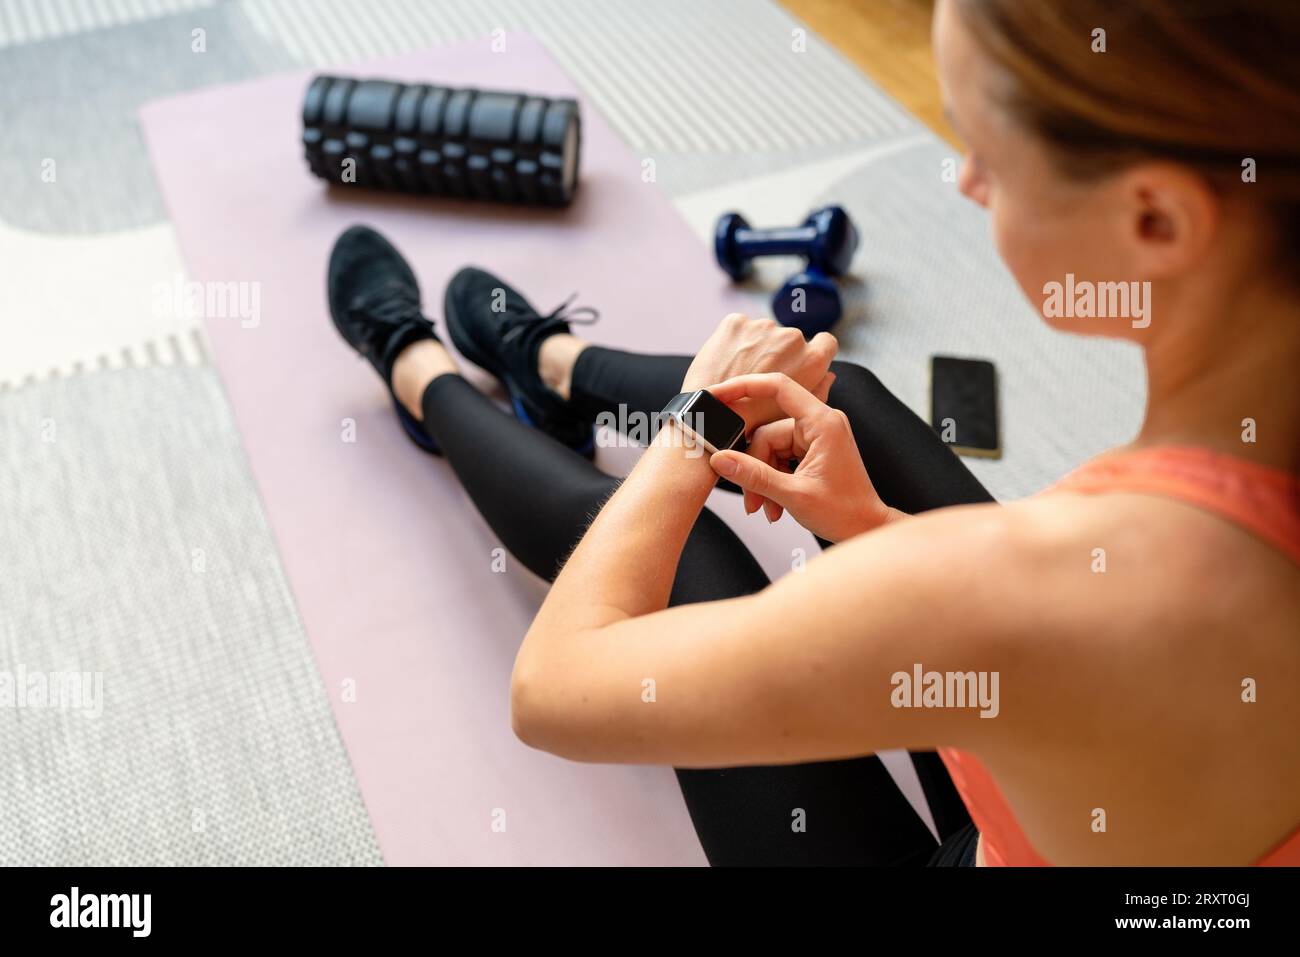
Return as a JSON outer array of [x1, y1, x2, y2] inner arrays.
[[929, 355, 1000, 458]]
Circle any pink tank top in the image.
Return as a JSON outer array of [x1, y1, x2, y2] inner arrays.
[[939, 445, 1300, 866]]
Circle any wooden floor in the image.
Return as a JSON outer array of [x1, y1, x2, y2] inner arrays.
[[780, 0, 958, 146]]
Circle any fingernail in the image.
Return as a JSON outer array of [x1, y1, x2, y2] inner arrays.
[[713, 455, 737, 477]]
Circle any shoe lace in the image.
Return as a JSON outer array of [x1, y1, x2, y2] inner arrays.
[[348, 280, 424, 337], [501, 292, 600, 347]]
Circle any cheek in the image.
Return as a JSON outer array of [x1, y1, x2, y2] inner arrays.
[[988, 184, 1118, 315], [988, 191, 1058, 305]]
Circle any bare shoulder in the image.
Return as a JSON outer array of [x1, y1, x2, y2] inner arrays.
[[961, 491, 1300, 863], [801, 488, 1298, 732], [775, 488, 1300, 862], [1002, 488, 1300, 637], [966, 490, 1299, 760]]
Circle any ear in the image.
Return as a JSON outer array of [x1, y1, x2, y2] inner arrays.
[[1118, 162, 1219, 279]]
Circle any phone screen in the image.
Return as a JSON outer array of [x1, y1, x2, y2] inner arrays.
[[930, 355, 1000, 458]]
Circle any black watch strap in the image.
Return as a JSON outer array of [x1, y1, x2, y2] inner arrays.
[[661, 391, 694, 418]]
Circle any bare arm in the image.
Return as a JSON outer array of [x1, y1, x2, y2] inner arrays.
[[511, 371, 1029, 767], [513, 476, 1020, 766]]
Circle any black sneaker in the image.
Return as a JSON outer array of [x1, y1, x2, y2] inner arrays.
[[327, 225, 441, 455], [444, 267, 597, 457]]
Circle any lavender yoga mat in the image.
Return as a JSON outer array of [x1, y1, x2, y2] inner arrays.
[[140, 34, 823, 865]]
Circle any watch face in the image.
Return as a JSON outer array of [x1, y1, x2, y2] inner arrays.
[[682, 390, 746, 452]]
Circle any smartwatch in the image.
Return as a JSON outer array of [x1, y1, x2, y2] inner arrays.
[[660, 389, 747, 454]]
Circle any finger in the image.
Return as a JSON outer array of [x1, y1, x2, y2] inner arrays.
[[747, 419, 797, 463], [710, 450, 799, 507], [742, 424, 792, 521], [807, 331, 839, 362], [811, 371, 836, 404], [746, 492, 781, 520], [748, 419, 804, 468], [707, 373, 828, 422]]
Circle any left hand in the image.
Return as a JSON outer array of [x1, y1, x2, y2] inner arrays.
[[681, 314, 837, 429]]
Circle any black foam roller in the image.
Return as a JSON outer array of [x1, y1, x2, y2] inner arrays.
[[347, 80, 401, 130], [301, 74, 583, 207]]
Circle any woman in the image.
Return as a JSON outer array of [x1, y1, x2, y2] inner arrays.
[[328, 0, 1300, 865]]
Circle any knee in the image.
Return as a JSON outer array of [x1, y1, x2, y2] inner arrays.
[[827, 360, 884, 403]]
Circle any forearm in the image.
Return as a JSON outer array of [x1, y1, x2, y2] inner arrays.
[[523, 421, 716, 642]]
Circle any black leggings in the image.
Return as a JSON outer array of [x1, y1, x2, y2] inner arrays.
[[418, 347, 994, 866]]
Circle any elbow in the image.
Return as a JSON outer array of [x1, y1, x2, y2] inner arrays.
[[511, 628, 605, 758], [510, 649, 588, 758], [509, 656, 548, 751]]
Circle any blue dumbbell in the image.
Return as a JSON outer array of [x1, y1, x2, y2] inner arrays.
[[714, 205, 858, 281], [771, 268, 841, 337], [714, 206, 858, 336]]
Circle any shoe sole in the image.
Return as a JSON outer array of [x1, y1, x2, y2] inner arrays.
[[392, 395, 441, 455], [444, 289, 595, 459]]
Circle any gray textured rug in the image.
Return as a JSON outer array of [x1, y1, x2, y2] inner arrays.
[[0, 366, 380, 865]]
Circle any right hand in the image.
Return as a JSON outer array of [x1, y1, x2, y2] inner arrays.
[[680, 315, 838, 430], [707, 373, 898, 543]]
